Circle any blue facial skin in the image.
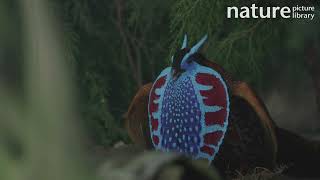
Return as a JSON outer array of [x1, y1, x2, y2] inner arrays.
[[180, 34, 208, 70], [181, 58, 197, 72]]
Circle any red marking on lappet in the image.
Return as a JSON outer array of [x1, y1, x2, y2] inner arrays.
[[153, 135, 159, 145], [195, 73, 228, 127], [149, 76, 166, 132], [204, 131, 224, 146], [200, 145, 215, 156], [151, 118, 159, 131], [204, 111, 226, 126], [196, 73, 227, 107]]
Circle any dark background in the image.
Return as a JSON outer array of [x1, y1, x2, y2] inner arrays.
[[1, 0, 319, 149]]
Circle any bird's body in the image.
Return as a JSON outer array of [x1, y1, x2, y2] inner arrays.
[[124, 35, 320, 177], [148, 36, 231, 163], [149, 63, 229, 163], [125, 35, 277, 170]]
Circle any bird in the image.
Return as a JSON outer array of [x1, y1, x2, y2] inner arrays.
[[124, 34, 320, 177], [148, 35, 231, 164]]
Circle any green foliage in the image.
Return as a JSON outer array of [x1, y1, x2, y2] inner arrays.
[[170, 0, 279, 86], [49, 0, 320, 146], [3, 0, 315, 148], [49, 0, 173, 146], [170, 0, 320, 91], [1, 0, 319, 179]]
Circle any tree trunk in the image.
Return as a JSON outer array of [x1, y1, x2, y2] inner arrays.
[[115, 0, 143, 87]]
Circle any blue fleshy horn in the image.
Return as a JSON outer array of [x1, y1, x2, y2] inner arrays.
[[180, 34, 208, 69], [190, 34, 208, 54], [181, 34, 188, 49]]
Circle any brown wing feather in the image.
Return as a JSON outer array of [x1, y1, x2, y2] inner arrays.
[[124, 83, 153, 148], [231, 82, 278, 160]]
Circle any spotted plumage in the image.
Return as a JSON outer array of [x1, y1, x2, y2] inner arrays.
[[148, 35, 230, 163]]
